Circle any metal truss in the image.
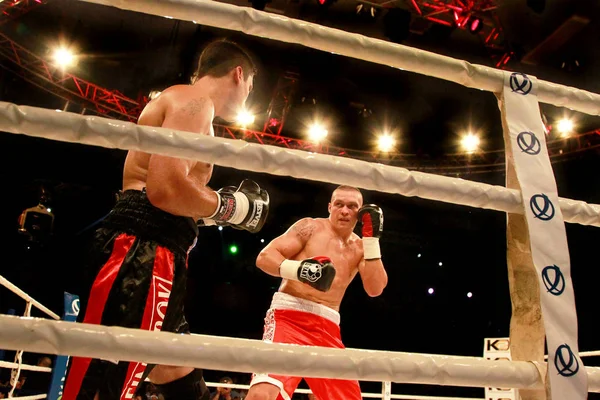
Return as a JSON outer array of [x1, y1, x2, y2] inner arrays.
[[214, 124, 600, 176], [0, 32, 144, 121], [0, 0, 48, 25], [1, 30, 597, 176], [262, 70, 300, 135]]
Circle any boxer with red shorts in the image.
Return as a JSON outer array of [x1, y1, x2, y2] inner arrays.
[[246, 186, 389, 400]]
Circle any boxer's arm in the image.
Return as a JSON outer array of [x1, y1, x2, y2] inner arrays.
[[144, 98, 219, 220], [256, 218, 316, 277], [358, 257, 388, 297]]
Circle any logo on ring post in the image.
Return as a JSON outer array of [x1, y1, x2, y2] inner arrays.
[[516, 131, 541, 155], [71, 298, 80, 315], [530, 194, 555, 221], [554, 344, 579, 377], [541, 265, 565, 295], [510, 72, 532, 95]]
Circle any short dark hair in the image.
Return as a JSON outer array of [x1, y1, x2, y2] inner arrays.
[[191, 39, 257, 84]]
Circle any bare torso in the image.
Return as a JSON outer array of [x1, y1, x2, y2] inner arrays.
[[280, 218, 363, 311], [122, 85, 215, 193]]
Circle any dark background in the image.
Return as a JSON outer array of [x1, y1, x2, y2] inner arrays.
[[1, 0, 600, 398]]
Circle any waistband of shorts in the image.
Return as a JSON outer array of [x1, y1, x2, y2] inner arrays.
[[270, 292, 340, 325], [102, 188, 198, 255]]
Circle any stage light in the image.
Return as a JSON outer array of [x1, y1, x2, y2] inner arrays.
[[556, 118, 574, 137], [460, 132, 480, 153], [236, 110, 255, 127], [467, 292, 473, 298], [52, 47, 76, 69], [428, 288, 434, 295], [377, 133, 396, 152], [229, 244, 238, 254], [308, 123, 328, 142]]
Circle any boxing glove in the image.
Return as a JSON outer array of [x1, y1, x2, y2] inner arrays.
[[358, 204, 383, 260], [279, 256, 336, 292], [201, 180, 269, 233]]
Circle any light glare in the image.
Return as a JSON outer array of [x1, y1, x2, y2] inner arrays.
[[461, 133, 480, 153], [236, 110, 255, 127], [556, 118, 574, 137], [377, 133, 396, 152], [52, 47, 75, 68], [308, 123, 328, 142]]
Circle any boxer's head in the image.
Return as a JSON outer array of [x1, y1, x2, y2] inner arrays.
[[191, 39, 257, 121], [328, 185, 363, 233]]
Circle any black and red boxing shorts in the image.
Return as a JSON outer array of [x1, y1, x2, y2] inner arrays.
[[62, 188, 198, 400]]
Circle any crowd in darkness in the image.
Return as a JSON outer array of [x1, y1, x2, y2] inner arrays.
[[0, 351, 323, 400]]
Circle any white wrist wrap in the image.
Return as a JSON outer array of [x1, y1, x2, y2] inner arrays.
[[228, 192, 249, 224], [207, 191, 222, 219], [363, 237, 381, 260], [279, 259, 301, 281]]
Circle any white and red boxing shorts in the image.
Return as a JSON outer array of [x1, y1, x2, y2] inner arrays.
[[249, 292, 362, 400]]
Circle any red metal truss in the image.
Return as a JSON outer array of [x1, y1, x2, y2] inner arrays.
[[405, 0, 513, 68], [0, 0, 48, 25], [1, 30, 596, 176], [0, 32, 143, 121], [214, 124, 600, 175], [262, 70, 299, 135]]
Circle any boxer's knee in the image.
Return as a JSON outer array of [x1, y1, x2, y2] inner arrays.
[[151, 368, 209, 400], [246, 382, 281, 400]]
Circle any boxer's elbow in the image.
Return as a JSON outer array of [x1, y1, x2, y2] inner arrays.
[[364, 284, 384, 297], [146, 184, 173, 210], [255, 249, 270, 271], [256, 248, 282, 277], [363, 275, 387, 297]]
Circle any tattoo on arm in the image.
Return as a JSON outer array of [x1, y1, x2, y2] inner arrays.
[[182, 98, 207, 116], [293, 219, 315, 240]]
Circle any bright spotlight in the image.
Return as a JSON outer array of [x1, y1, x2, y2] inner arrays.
[[377, 133, 396, 152], [52, 47, 75, 69], [556, 118, 574, 137], [308, 123, 328, 142], [428, 288, 434, 295], [461, 132, 480, 153], [236, 110, 255, 127]]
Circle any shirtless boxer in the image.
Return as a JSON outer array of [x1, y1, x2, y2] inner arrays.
[[246, 185, 387, 400], [62, 39, 269, 400]]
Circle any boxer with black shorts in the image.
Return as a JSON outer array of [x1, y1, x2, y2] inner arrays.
[[62, 39, 269, 400]]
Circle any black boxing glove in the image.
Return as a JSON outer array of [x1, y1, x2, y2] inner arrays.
[[358, 204, 383, 260], [202, 179, 269, 233], [279, 256, 336, 292]]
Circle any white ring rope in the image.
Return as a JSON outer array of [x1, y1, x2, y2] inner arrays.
[[206, 381, 483, 400], [2, 315, 600, 393], [0, 361, 52, 373], [77, 0, 600, 117], [0, 275, 59, 320], [1, 102, 600, 227]]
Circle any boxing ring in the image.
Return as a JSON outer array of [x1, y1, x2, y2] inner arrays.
[[1, 0, 600, 399], [0, 276, 58, 399]]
